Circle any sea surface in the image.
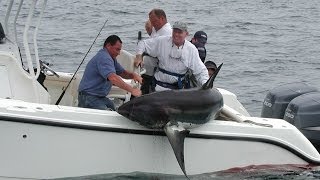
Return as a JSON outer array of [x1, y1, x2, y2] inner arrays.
[[1, 0, 320, 179]]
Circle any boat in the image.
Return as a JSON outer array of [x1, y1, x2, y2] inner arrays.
[[1, 0, 320, 179]]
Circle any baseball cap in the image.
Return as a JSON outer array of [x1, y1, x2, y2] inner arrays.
[[172, 21, 188, 31], [194, 31, 207, 44], [204, 61, 217, 70]]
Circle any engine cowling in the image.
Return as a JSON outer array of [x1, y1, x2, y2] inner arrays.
[[284, 92, 320, 151], [261, 82, 317, 119]]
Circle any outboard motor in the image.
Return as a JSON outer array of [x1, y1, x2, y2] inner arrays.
[[284, 92, 320, 151], [261, 83, 317, 119]]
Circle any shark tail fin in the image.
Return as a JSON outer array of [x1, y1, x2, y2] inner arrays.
[[164, 122, 190, 179], [201, 63, 223, 90]]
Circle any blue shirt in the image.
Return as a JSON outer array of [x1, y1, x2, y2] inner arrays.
[[78, 48, 125, 96]]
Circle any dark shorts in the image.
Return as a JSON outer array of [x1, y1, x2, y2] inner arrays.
[[78, 92, 115, 111]]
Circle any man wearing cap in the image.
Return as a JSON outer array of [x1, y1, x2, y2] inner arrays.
[[135, 21, 209, 91], [191, 31, 207, 62]]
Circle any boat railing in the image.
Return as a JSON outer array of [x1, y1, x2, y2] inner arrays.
[[33, 0, 48, 80], [13, 0, 24, 44], [4, 0, 48, 103], [4, 0, 13, 37]]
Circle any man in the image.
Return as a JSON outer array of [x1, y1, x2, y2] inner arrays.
[[191, 31, 207, 62], [78, 35, 142, 110], [135, 8, 172, 94], [135, 21, 209, 91], [204, 60, 217, 77], [148, 9, 172, 38], [184, 30, 209, 88]]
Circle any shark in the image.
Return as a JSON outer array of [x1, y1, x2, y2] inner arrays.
[[117, 64, 223, 178]]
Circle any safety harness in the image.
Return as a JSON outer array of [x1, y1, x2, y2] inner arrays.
[[154, 67, 191, 89]]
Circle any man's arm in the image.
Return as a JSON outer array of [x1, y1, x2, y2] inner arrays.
[[134, 40, 147, 67], [108, 73, 142, 97], [134, 54, 143, 67], [188, 46, 209, 85], [134, 36, 162, 67], [119, 70, 143, 84]]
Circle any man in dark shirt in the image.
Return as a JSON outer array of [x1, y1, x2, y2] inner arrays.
[[191, 31, 207, 62]]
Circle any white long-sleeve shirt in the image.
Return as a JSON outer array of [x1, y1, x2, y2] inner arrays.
[[143, 22, 172, 76], [150, 22, 172, 37], [137, 36, 209, 91]]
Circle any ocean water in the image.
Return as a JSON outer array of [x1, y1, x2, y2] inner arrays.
[[2, 0, 320, 116], [1, 0, 320, 179], [55, 165, 320, 180]]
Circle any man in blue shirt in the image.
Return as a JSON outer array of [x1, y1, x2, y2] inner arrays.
[[78, 35, 142, 110]]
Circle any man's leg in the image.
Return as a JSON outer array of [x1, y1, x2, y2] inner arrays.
[[141, 56, 158, 95], [78, 94, 115, 111], [141, 74, 153, 94], [102, 97, 116, 111], [78, 93, 86, 108]]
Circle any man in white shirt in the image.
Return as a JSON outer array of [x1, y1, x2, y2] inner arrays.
[[136, 9, 172, 94], [135, 21, 209, 91], [148, 9, 172, 38]]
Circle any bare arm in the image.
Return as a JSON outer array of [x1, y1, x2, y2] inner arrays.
[[119, 70, 143, 84], [134, 40, 146, 67], [134, 54, 143, 67], [108, 73, 142, 97]]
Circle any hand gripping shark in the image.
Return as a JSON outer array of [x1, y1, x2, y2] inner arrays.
[[118, 64, 223, 178]]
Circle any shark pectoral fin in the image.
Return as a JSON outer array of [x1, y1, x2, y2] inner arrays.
[[164, 122, 190, 179]]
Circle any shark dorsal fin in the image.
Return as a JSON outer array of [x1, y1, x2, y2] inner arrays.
[[201, 63, 223, 90]]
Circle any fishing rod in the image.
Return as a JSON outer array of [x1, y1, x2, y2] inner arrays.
[[137, 31, 142, 43], [135, 31, 143, 90], [55, 19, 108, 105]]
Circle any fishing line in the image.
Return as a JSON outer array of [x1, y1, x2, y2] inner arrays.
[[55, 19, 108, 105]]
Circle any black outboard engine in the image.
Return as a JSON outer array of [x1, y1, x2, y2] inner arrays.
[[261, 83, 317, 119], [284, 92, 320, 151]]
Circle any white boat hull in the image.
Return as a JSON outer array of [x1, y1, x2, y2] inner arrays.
[[0, 99, 318, 179]]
